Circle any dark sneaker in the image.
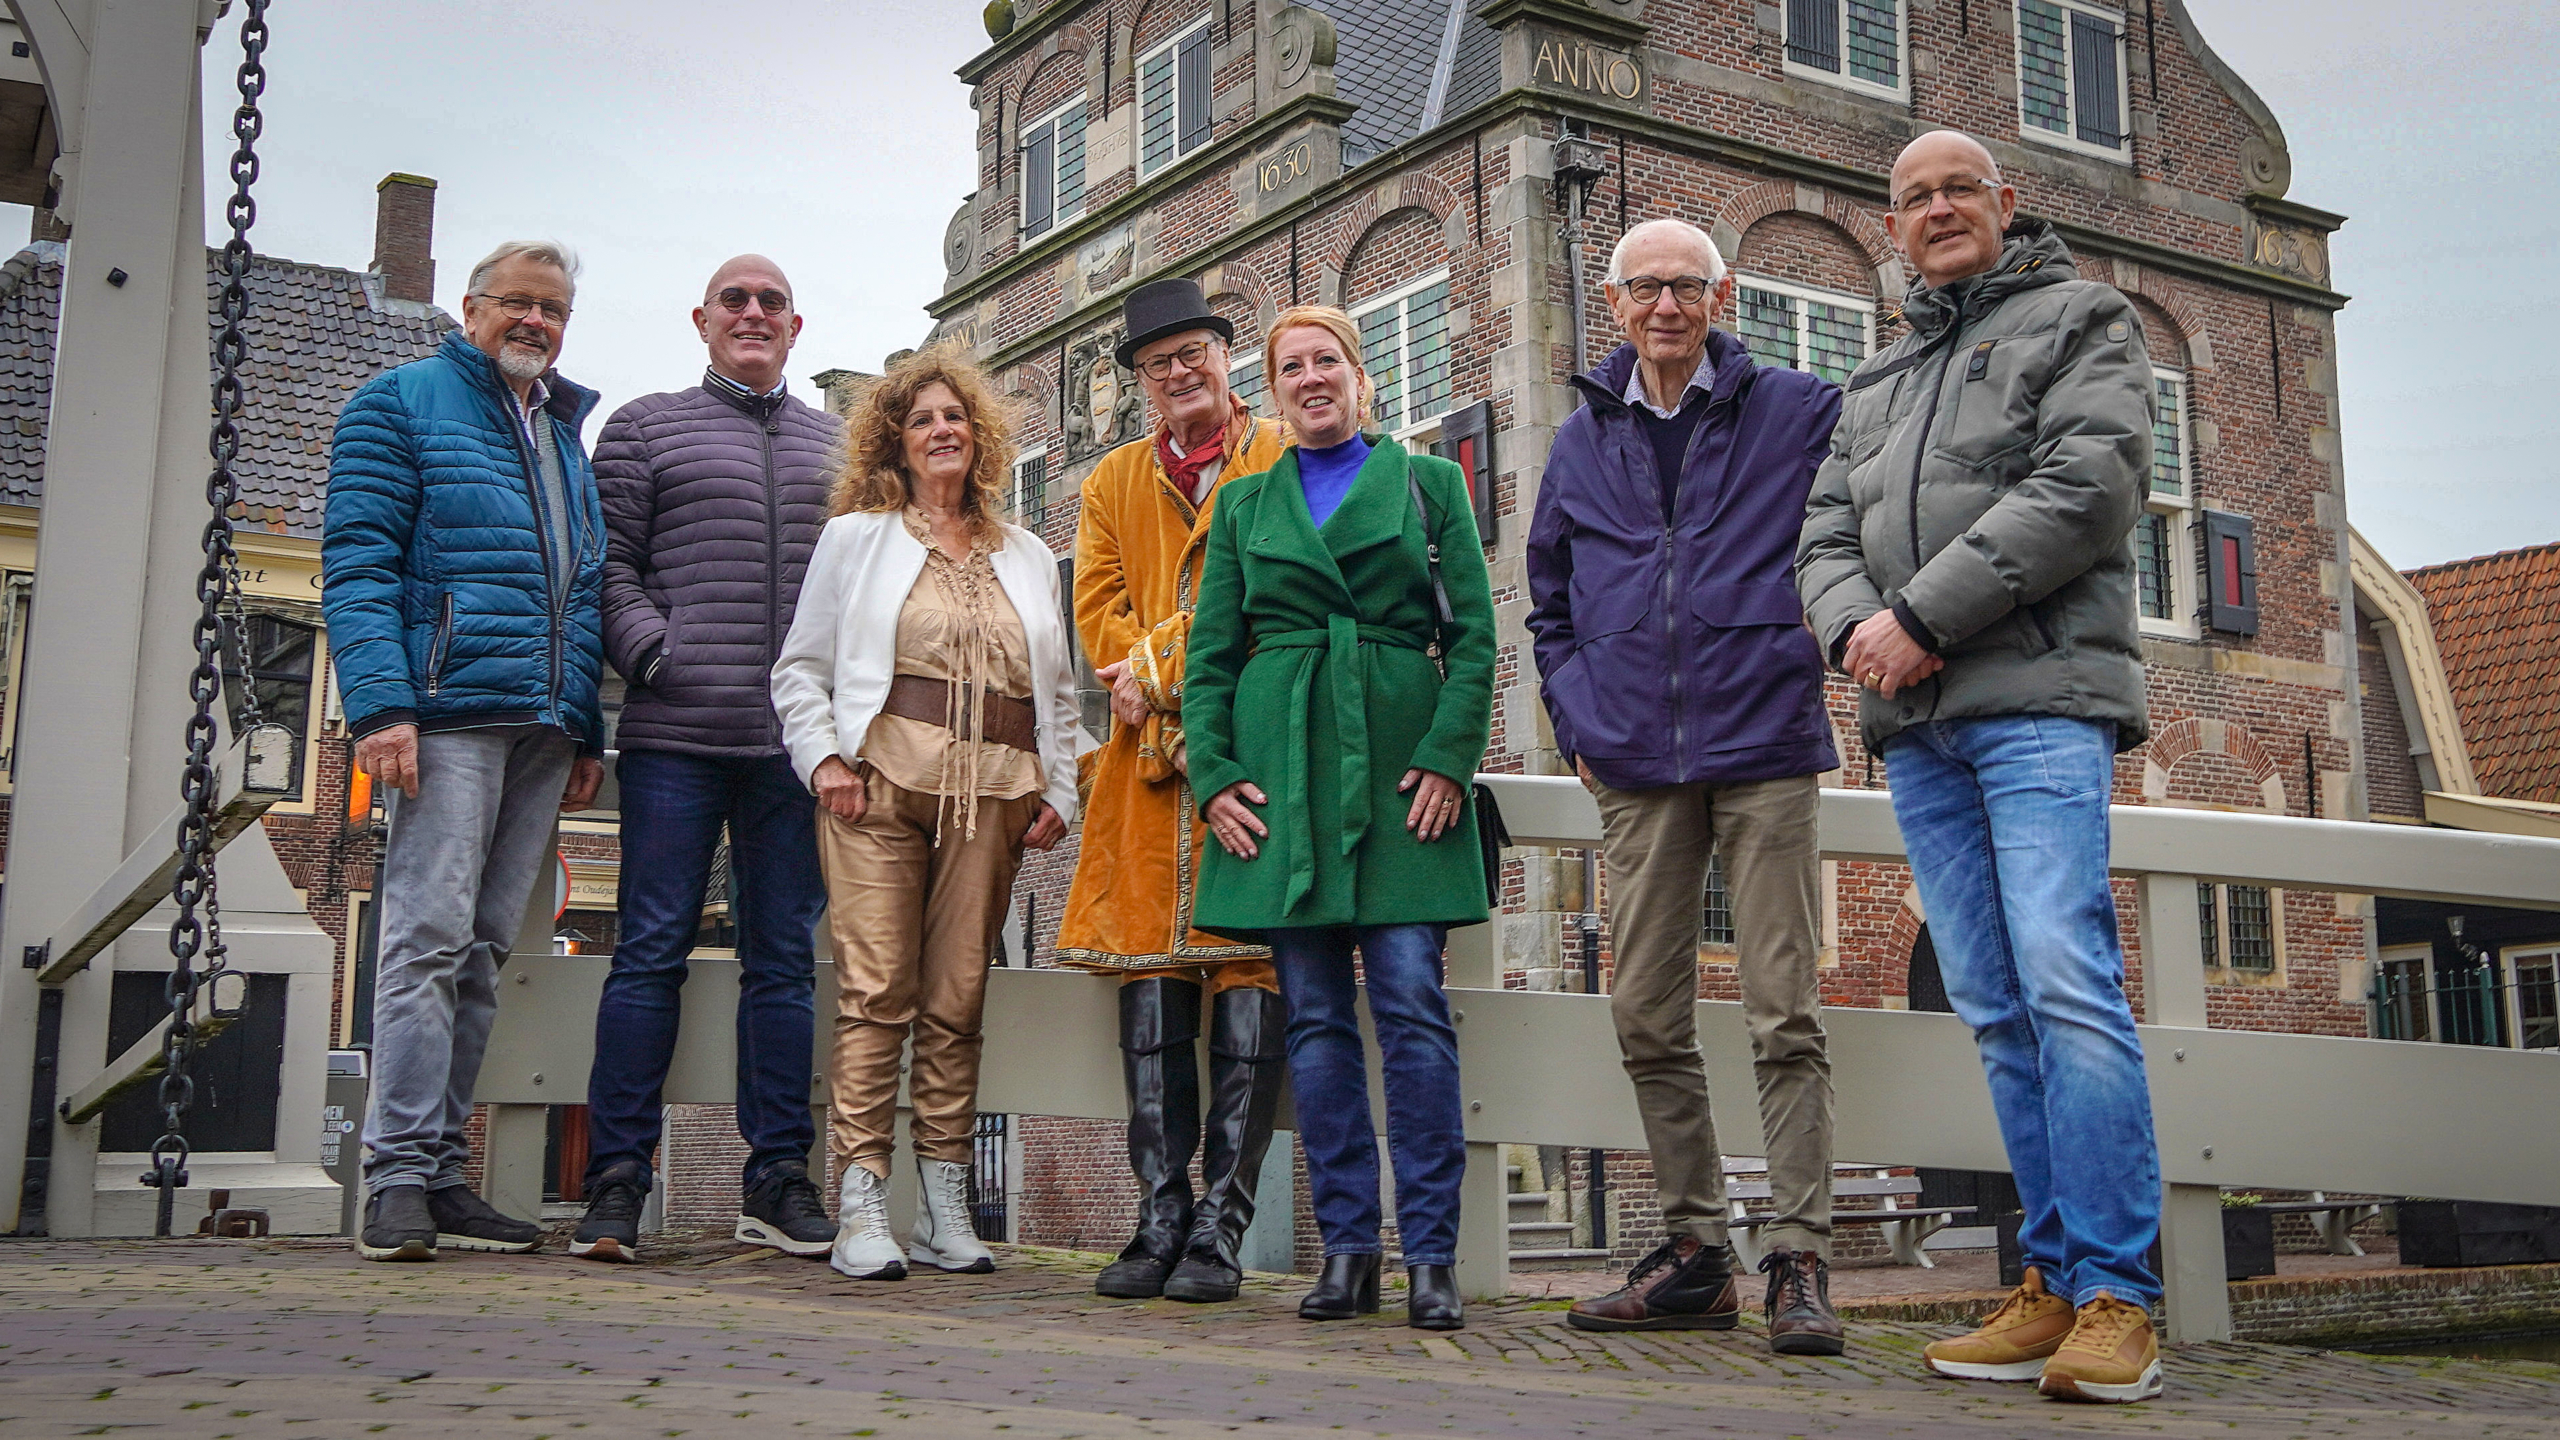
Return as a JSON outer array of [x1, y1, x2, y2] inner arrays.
[[426, 1185, 541, 1253], [357, 1185, 437, 1262], [571, 1160, 647, 1263], [738, 1159, 834, 1257], [1761, 1247, 1846, 1355], [1566, 1236, 1739, 1332]]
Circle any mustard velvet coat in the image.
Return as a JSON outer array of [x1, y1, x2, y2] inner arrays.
[[1185, 437, 1497, 937]]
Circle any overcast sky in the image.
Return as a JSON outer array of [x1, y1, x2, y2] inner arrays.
[[7, 0, 2545, 570]]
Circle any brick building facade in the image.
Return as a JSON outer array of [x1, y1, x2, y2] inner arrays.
[[928, 0, 2374, 1264]]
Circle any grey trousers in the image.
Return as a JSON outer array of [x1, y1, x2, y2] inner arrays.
[[1594, 772, 1833, 1257], [362, 726, 576, 1193]]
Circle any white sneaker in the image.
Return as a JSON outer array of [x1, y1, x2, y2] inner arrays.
[[909, 1157, 996, 1273], [829, 1164, 906, 1281]]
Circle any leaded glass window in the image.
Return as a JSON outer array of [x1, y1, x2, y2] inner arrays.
[[2136, 512, 2174, 620], [1356, 275, 1455, 433], [1785, 0, 1903, 92], [2016, 0, 2128, 156], [1702, 853, 1734, 947], [1139, 21, 1212, 178], [1020, 96, 1087, 240], [1735, 279, 1873, 386]]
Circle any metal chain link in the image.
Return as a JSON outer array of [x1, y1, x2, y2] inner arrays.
[[150, 0, 269, 1238]]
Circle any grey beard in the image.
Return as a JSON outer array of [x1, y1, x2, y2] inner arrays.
[[497, 345, 549, 383]]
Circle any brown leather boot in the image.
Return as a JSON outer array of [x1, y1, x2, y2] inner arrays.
[[1565, 1236, 1739, 1332], [1760, 1247, 1845, 1355]]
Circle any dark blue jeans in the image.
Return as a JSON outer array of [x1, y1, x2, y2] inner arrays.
[[1884, 715, 2162, 1308], [1271, 923, 1464, 1267], [585, 750, 825, 1193]]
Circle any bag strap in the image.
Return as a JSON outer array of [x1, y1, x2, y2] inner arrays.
[[1406, 471, 1455, 668]]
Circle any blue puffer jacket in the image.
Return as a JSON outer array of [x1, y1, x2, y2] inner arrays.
[[323, 331, 607, 748]]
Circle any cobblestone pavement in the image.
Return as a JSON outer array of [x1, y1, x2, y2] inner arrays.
[[3, 1232, 2556, 1438]]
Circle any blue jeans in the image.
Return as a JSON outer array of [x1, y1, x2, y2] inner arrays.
[[1271, 923, 1464, 1267], [585, 750, 825, 1192], [1884, 714, 2161, 1309]]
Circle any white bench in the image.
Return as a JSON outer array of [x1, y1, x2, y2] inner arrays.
[[1726, 1170, 1974, 1269]]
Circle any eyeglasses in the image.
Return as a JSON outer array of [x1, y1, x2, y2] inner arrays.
[[711, 286, 792, 315], [1614, 274, 1713, 306], [1134, 339, 1221, 380], [474, 292, 571, 325], [1893, 175, 2004, 217]]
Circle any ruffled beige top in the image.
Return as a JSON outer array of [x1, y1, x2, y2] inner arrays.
[[857, 508, 1041, 836]]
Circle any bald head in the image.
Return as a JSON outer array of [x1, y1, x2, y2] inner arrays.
[[704, 253, 793, 305], [694, 253, 803, 392], [1883, 129, 2017, 291]]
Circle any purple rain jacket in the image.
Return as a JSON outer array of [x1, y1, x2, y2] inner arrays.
[[1525, 331, 1843, 790]]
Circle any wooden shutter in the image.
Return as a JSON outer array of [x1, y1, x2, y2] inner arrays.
[[2203, 509, 2258, 635], [1022, 122, 1055, 238], [1431, 399, 1497, 537], [2070, 10, 2122, 147], [1177, 26, 1213, 157], [1787, 0, 1840, 72]]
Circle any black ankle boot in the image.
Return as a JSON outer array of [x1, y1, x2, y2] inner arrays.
[[1406, 1263, 1464, 1330], [1164, 987, 1287, 1304], [1299, 1252, 1382, 1320], [1095, 978, 1202, 1300]]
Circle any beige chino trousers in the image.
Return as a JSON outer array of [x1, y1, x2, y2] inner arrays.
[[1594, 771, 1833, 1258], [817, 766, 1037, 1176]]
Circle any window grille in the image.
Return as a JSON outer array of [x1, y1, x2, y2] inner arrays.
[[1786, 0, 1902, 91], [1020, 97, 1087, 239], [2017, 0, 2128, 154], [2195, 881, 2218, 967], [2136, 511, 2174, 620], [2518, 957, 2559, 1051], [1701, 853, 1734, 947], [2226, 885, 2275, 971], [1736, 279, 1873, 386], [971, 1112, 1010, 1242], [1355, 275, 1455, 433], [1012, 449, 1049, 533]]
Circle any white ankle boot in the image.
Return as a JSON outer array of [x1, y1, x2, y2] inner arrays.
[[909, 1158, 995, 1273], [830, 1164, 905, 1281]]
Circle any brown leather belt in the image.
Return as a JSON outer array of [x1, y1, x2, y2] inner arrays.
[[882, 673, 1039, 753]]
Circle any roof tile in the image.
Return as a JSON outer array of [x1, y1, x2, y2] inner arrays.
[[2406, 540, 2560, 806]]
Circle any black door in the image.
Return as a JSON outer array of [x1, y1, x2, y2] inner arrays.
[[101, 972, 288, 1154]]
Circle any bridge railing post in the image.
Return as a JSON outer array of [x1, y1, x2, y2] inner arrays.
[[1447, 921, 1510, 1302], [2138, 872, 2232, 1343]]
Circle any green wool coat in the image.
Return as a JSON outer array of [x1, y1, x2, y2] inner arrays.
[[1185, 437, 1497, 938]]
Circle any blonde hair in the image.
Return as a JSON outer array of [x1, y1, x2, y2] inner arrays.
[[1261, 305, 1376, 429], [830, 344, 1015, 531]]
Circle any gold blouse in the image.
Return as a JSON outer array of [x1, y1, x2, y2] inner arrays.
[[858, 508, 1041, 834]]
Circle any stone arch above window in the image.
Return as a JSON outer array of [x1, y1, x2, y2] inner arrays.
[[1313, 174, 1466, 305], [1344, 206, 1454, 309], [2104, 258, 2217, 371], [1734, 212, 1880, 299], [2126, 292, 2190, 369], [1707, 179, 1901, 296], [1018, 47, 1092, 120], [1132, 0, 1213, 56], [2141, 716, 2289, 814]]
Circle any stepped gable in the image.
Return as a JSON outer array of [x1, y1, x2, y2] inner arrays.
[[2406, 540, 2560, 805]]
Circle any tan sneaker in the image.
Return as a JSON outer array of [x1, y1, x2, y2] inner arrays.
[[1923, 1267, 2075, 1381], [2038, 1294, 2162, 1403]]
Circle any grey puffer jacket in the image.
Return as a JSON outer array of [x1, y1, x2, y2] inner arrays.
[[1797, 222, 2152, 754], [596, 375, 842, 757]]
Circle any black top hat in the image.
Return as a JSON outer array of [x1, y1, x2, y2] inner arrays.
[[1114, 277, 1234, 369]]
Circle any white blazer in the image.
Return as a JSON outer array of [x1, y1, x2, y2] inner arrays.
[[771, 510, 1084, 823]]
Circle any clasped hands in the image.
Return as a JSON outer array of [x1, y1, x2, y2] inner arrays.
[[1204, 768, 1465, 860], [1840, 609, 1945, 698]]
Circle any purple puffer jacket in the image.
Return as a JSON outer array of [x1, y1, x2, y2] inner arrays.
[[596, 376, 841, 757]]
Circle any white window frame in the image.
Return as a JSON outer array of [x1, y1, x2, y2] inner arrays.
[[1017, 93, 1089, 240], [1136, 18, 1214, 180], [2011, 0, 2133, 164], [2135, 365, 2197, 638], [1226, 346, 1267, 418], [1731, 274, 1877, 386], [2499, 945, 2560, 1052], [1781, 0, 1908, 102], [1349, 269, 1457, 440]]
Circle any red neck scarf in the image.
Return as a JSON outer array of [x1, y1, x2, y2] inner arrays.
[[1156, 421, 1230, 506]]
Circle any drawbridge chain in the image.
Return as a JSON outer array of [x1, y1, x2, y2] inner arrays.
[[149, 0, 271, 1237]]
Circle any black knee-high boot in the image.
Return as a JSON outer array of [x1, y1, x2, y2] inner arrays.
[[1162, 986, 1287, 1302], [1094, 977, 1202, 1298]]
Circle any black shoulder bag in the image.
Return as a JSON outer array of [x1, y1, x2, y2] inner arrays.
[[1405, 469, 1511, 906]]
